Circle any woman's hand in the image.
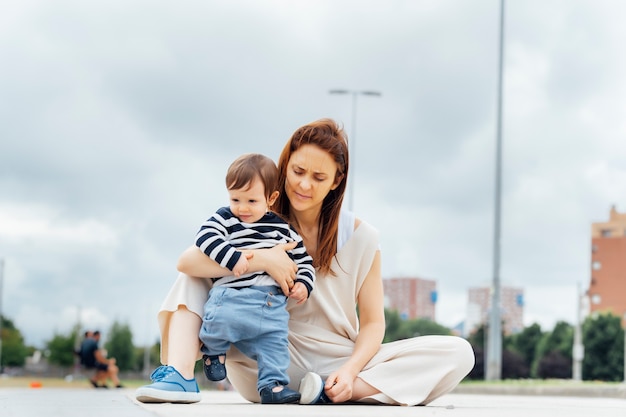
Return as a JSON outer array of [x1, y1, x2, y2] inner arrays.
[[322, 367, 358, 403], [245, 242, 298, 295]]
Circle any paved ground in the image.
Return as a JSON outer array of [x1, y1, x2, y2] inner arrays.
[[2, 387, 626, 417]]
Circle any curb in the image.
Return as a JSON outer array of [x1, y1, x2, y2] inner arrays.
[[453, 383, 626, 399]]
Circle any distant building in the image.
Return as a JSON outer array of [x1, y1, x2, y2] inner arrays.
[[589, 206, 626, 322], [383, 277, 437, 321], [465, 285, 524, 336]]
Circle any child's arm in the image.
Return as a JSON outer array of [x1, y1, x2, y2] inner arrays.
[[289, 282, 308, 304], [288, 233, 315, 298], [231, 253, 249, 277], [195, 208, 244, 272]]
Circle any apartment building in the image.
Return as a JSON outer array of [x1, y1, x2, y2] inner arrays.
[[383, 277, 437, 321], [589, 206, 626, 321]]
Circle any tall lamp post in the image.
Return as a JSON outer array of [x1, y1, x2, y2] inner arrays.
[[486, 0, 506, 381], [329, 89, 382, 212], [573, 283, 585, 381], [0, 258, 4, 373], [623, 311, 626, 383]]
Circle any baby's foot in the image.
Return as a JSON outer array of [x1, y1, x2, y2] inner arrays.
[[202, 354, 226, 381]]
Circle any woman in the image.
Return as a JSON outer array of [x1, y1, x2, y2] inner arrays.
[[136, 118, 475, 406]]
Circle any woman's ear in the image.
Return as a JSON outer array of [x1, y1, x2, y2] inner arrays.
[[268, 190, 280, 207], [330, 174, 344, 191]]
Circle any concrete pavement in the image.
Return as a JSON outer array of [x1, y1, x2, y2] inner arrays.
[[2, 387, 626, 417]]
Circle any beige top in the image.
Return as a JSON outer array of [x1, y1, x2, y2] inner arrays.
[[286, 220, 379, 375]]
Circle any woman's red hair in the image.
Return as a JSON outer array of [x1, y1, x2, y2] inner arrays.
[[273, 119, 349, 275]]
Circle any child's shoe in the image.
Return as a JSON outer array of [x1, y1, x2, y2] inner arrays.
[[260, 383, 301, 404], [203, 354, 227, 381], [298, 372, 332, 404]]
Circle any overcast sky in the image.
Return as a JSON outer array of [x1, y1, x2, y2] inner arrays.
[[1, 0, 625, 348]]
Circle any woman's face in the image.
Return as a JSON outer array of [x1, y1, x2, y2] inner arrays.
[[285, 144, 340, 215]]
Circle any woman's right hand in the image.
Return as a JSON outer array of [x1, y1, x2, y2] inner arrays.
[[247, 242, 298, 295]]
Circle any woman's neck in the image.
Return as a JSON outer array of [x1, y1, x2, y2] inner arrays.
[[291, 208, 319, 233], [291, 208, 320, 258]]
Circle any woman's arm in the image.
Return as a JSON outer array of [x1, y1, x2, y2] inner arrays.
[[177, 243, 299, 294], [177, 245, 230, 278], [325, 250, 385, 402]]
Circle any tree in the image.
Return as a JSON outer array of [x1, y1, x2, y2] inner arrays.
[[383, 309, 451, 343], [104, 321, 135, 371], [536, 351, 571, 379], [47, 329, 79, 367], [506, 323, 543, 377], [467, 323, 528, 380], [502, 349, 529, 379], [0, 315, 30, 367], [383, 309, 403, 343], [532, 321, 573, 378], [467, 323, 486, 349], [582, 312, 624, 381], [133, 341, 161, 373], [465, 324, 486, 380]]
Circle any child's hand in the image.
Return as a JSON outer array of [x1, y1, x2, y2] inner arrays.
[[289, 282, 308, 304], [232, 254, 249, 277]]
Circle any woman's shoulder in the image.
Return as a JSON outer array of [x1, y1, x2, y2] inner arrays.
[[337, 210, 378, 251], [353, 217, 379, 242]]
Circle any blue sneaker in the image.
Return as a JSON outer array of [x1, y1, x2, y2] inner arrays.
[[298, 372, 332, 404], [135, 365, 201, 403]]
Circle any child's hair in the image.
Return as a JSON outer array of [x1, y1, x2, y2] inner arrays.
[[226, 153, 279, 200]]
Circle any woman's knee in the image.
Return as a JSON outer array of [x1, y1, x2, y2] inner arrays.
[[451, 336, 475, 374]]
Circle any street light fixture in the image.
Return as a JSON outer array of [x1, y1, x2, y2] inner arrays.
[[329, 89, 382, 212]]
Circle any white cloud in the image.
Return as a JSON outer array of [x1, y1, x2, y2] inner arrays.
[[0, 202, 117, 244]]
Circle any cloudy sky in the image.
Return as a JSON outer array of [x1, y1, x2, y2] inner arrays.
[[1, 0, 625, 348]]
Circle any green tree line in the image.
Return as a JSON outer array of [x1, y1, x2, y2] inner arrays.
[[1, 310, 624, 381], [465, 312, 625, 381]]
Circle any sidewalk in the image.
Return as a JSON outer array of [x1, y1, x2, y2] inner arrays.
[[2, 387, 626, 417]]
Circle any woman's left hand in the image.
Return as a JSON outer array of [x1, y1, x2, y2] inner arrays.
[[323, 368, 357, 403]]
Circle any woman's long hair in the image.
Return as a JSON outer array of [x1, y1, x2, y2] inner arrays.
[[273, 118, 349, 275]]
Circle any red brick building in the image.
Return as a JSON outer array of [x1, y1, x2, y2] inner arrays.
[[589, 206, 626, 321], [466, 285, 524, 335], [383, 277, 437, 321]]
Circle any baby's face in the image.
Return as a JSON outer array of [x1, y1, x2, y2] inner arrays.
[[228, 177, 269, 224]]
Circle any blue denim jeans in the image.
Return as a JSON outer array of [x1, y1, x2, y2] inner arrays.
[[199, 285, 290, 392]]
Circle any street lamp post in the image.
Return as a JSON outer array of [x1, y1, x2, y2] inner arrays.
[[0, 258, 4, 374], [329, 89, 382, 212], [573, 283, 585, 381], [623, 311, 626, 383], [486, 0, 506, 381]]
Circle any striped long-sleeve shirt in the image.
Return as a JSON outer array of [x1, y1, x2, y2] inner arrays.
[[195, 207, 315, 294]]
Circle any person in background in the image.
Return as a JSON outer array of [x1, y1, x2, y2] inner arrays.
[[80, 330, 123, 388], [76, 330, 104, 388]]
